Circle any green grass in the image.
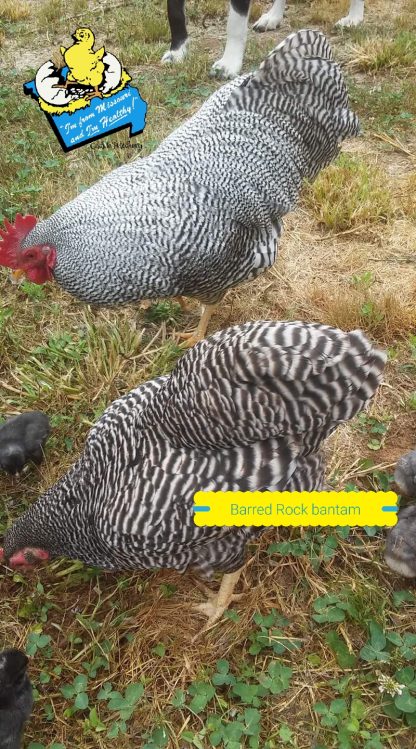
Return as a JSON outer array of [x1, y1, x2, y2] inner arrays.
[[1, 1, 416, 748], [348, 31, 416, 72], [348, 78, 416, 134], [303, 154, 394, 232]]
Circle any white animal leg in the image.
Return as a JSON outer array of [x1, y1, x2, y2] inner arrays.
[[336, 0, 365, 28], [253, 0, 286, 32], [211, 2, 249, 79]]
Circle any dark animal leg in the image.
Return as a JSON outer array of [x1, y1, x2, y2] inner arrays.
[[230, 0, 251, 14], [162, 0, 188, 63]]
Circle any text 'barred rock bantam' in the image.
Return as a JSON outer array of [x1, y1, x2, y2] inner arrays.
[[1, 321, 386, 633], [0, 30, 359, 344]]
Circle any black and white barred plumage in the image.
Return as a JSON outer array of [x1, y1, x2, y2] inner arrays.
[[3, 321, 385, 576], [20, 30, 359, 306]]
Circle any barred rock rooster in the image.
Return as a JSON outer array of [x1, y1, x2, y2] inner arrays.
[[0, 30, 359, 346], [385, 450, 416, 578], [1, 321, 385, 632], [0, 649, 33, 749]]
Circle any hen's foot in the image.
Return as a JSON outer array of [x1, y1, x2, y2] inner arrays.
[[191, 570, 243, 641], [194, 592, 244, 622], [176, 330, 204, 349]]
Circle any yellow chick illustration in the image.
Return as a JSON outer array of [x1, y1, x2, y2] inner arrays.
[[53, 28, 105, 100]]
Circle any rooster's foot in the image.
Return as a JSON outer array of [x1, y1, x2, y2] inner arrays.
[[174, 302, 218, 348]]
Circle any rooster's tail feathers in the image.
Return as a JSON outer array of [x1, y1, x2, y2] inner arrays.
[[229, 29, 360, 143]]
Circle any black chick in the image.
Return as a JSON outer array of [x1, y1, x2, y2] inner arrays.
[[394, 449, 416, 497], [0, 649, 33, 749], [385, 450, 416, 578], [0, 413, 50, 476]]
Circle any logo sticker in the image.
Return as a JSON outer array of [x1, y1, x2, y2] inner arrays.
[[24, 27, 147, 152]]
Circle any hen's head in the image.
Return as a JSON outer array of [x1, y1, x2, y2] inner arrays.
[[1, 515, 50, 570], [0, 214, 56, 285], [0, 545, 50, 571]]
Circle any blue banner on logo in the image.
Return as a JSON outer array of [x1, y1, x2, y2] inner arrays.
[[24, 78, 147, 152]]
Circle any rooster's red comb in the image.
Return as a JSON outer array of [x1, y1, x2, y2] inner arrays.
[[0, 214, 37, 269]]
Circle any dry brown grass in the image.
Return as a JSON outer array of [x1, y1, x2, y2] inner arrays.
[[395, 172, 416, 220], [307, 0, 350, 26], [348, 31, 416, 72], [0, 0, 30, 21]]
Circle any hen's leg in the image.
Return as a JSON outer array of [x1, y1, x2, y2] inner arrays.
[[192, 569, 243, 638], [176, 303, 217, 348]]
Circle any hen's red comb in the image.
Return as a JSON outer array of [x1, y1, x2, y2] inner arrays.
[[0, 214, 37, 268]]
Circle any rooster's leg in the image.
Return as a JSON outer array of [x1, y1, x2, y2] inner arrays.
[[192, 569, 244, 639], [176, 303, 217, 348]]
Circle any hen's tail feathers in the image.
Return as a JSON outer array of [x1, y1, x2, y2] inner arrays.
[[151, 321, 386, 452], [228, 29, 360, 145]]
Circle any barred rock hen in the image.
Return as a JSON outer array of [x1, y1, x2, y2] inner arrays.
[[0, 649, 33, 749], [385, 450, 416, 578], [1, 321, 385, 632], [0, 30, 359, 345]]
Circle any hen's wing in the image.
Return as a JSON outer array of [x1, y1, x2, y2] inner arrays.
[[147, 320, 386, 452], [92, 321, 385, 574]]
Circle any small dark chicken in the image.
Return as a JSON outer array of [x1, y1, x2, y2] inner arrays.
[[1, 321, 385, 630], [0, 413, 50, 476], [0, 30, 359, 345], [0, 649, 33, 749], [385, 450, 416, 578]]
